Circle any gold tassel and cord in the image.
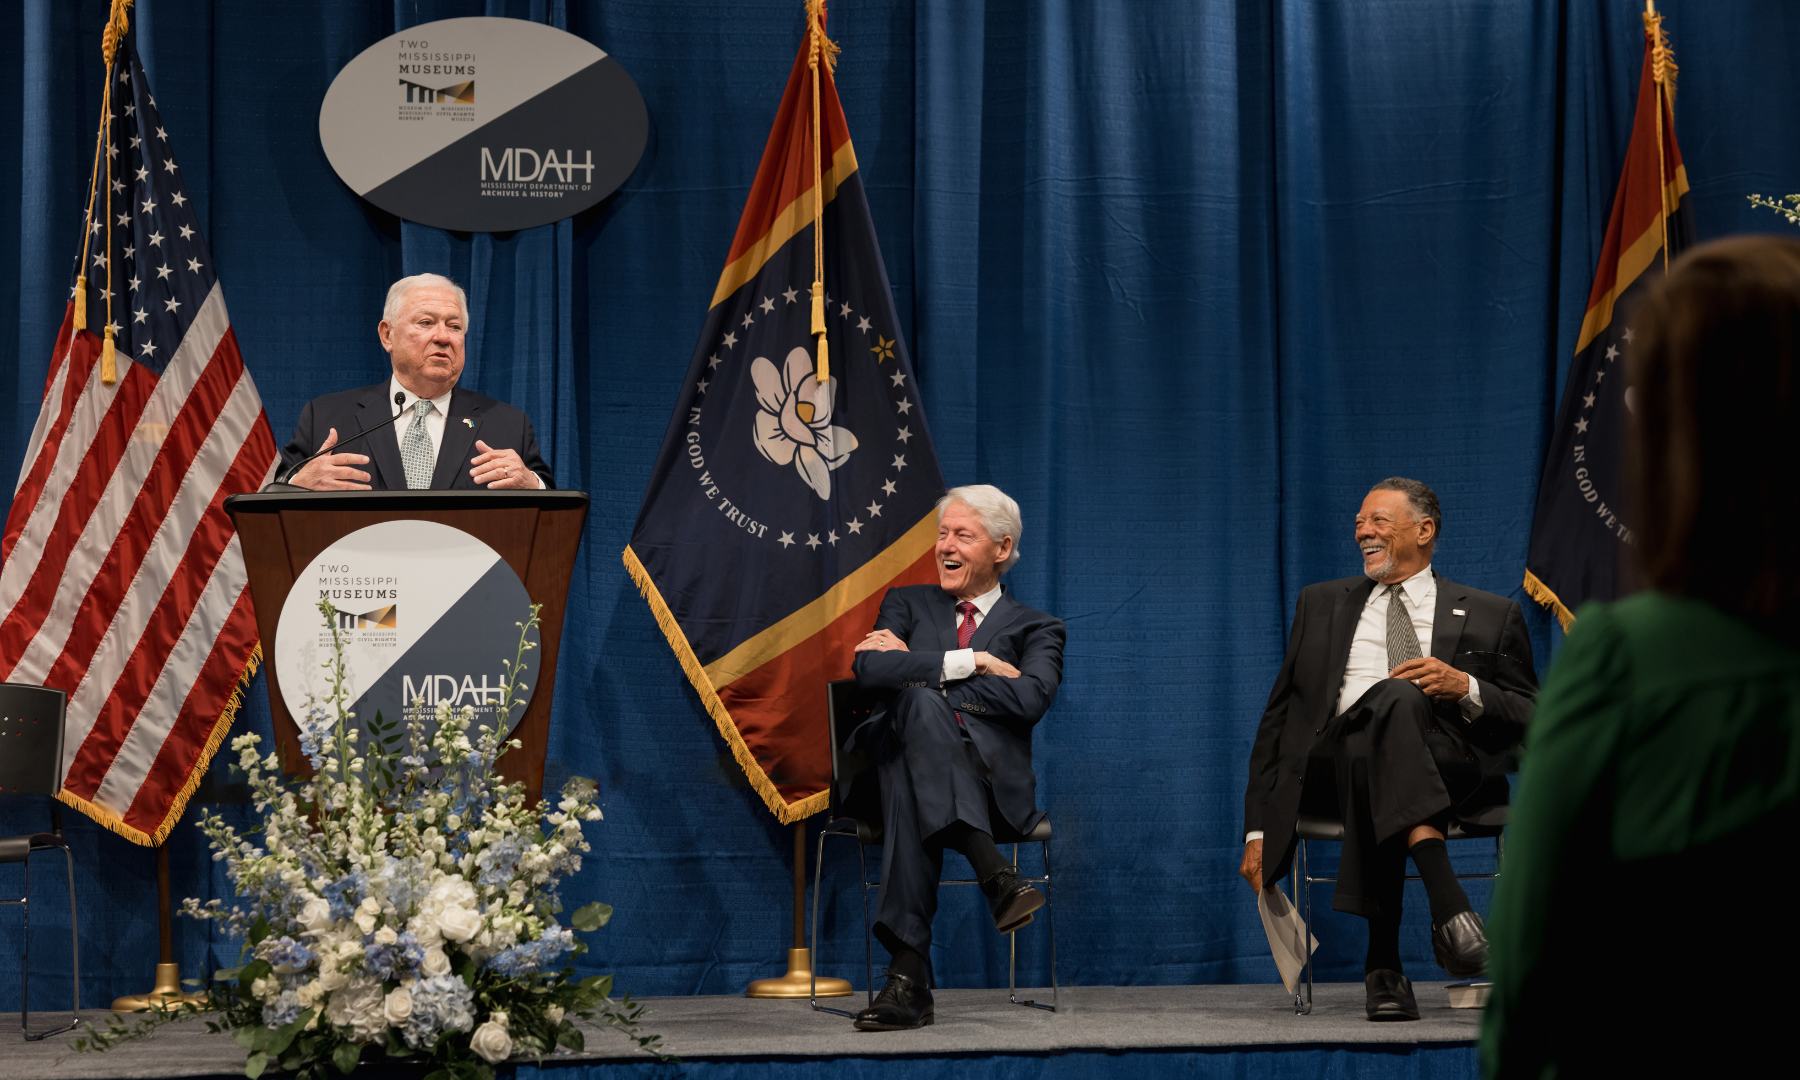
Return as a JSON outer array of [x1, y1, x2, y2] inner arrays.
[[77, 0, 134, 382], [806, 0, 839, 388]]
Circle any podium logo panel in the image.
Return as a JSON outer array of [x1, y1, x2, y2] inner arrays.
[[275, 520, 539, 762]]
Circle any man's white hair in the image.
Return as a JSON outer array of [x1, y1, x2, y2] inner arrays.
[[937, 484, 1023, 574], [383, 273, 469, 328]]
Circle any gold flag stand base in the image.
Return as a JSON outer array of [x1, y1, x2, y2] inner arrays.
[[111, 962, 206, 1013], [747, 947, 852, 998], [746, 823, 854, 999], [112, 845, 208, 1012]]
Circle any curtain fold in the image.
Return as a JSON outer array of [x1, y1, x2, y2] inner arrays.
[[6, 0, 1800, 1006]]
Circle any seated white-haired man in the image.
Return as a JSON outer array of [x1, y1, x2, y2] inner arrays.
[[845, 484, 1067, 1031], [279, 273, 551, 490]]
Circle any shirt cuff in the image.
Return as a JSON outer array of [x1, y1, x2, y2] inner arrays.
[[942, 648, 976, 685], [1458, 675, 1484, 719], [532, 471, 549, 490], [1245, 830, 1264, 843]]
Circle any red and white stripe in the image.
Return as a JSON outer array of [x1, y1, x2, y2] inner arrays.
[[1, 289, 277, 845]]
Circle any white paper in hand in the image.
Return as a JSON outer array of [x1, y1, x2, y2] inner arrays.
[[1258, 885, 1319, 993]]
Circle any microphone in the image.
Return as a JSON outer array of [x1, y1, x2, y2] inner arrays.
[[263, 390, 410, 492]]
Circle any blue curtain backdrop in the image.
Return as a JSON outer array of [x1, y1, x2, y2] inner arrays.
[[4, 0, 1800, 1012]]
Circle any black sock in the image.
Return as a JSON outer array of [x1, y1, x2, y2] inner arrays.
[[888, 944, 931, 986], [936, 822, 1011, 882], [1365, 912, 1403, 975], [1409, 837, 1473, 925]]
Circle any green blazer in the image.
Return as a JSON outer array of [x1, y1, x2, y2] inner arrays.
[[1480, 591, 1800, 1077]]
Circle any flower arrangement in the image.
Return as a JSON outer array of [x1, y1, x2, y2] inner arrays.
[[76, 600, 659, 1077]]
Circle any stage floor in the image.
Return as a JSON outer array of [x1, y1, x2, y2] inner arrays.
[[8, 982, 1480, 1076]]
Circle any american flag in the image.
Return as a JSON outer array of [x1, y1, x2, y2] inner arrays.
[[0, 39, 277, 846]]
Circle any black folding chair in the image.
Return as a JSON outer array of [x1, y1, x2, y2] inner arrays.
[[0, 683, 82, 1040], [809, 678, 1059, 1015], [1289, 803, 1507, 1015]]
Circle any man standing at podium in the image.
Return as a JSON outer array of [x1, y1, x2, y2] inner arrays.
[[280, 274, 551, 490]]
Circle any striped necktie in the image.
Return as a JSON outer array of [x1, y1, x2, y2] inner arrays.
[[401, 399, 436, 490], [1385, 583, 1424, 671]]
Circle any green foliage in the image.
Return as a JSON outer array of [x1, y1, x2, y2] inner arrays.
[[1748, 193, 1800, 227], [570, 901, 613, 932]]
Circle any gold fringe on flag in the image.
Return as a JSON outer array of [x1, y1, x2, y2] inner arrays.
[[1523, 570, 1576, 633], [56, 644, 263, 847], [622, 545, 828, 824]]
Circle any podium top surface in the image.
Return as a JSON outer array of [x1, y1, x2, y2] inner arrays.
[[225, 489, 590, 515]]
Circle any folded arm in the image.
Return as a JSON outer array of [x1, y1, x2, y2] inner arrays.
[[942, 617, 1065, 727], [852, 591, 946, 688]]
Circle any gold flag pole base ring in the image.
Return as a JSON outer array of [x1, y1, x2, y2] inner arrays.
[[746, 948, 853, 998], [111, 963, 208, 1013]]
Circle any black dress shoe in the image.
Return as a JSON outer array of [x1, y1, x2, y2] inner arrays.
[[1431, 910, 1489, 978], [1364, 969, 1419, 1022], [980, 866, 1046, 934], [853, 971, 934, 1031]]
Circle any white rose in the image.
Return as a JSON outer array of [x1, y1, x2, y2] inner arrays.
[[359, 897, 381, 915], [545, 1005, 565, 1026], [356, 912, 378, 934], [469, 1019, 513, 1064], [252, 976, 279, 1001], [374, 926, 398, 946], [300, 898, 333, 933], [383, 986, 413, 1026], [297, 980, 325, 1008], [420, 947, 451, 977], [437, 905, 482, 943], [318, 967, 347, 992]]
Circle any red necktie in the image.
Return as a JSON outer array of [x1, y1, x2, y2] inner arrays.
[[955, 601, 978, 727]]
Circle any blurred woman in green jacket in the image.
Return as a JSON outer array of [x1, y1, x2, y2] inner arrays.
[[1482, 235, 1800, 1077]]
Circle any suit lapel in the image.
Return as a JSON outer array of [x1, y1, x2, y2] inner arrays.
[[1324, 577, 1377, 702], [1430, 571, 1467, 662], [355, 384, 406, 491], [431, 387, 484, 490], [933, 588, 962, 652], [969, 591, 1021, 652]]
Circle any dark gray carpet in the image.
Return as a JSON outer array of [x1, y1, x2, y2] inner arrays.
[[4, 982, 1480, 1075]]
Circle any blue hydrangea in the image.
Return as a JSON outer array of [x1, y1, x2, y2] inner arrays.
[[485, 926, 576, 978], [261, 936, 317, 971], [403, 973, 475, 1049], [320, 872, 368, 922], [262, 989, 301, 1029], [363, 930, 425, 981]]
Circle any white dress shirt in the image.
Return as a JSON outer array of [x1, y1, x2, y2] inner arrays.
[[939, 582, 1005, 684], [1247, 566, 1482, 844], [388, 376, 543, 488]]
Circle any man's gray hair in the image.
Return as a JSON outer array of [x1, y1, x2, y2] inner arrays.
[[937, 484, 1023, 573], [1369, 477, 1442, 544], [383, 273, 469, 328]]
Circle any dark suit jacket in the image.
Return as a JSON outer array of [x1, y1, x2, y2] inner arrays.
[[851, 583, 1066, 835], [279, 381, 552, 491], [1244, 571, 1538, 866]]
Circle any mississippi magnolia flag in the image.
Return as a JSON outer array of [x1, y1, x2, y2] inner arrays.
[[1525, 14, 1692, 628], [0, 38, 278, 845], [626, 25, 945, 823]]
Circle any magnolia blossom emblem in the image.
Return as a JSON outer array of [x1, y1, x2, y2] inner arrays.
[[751, 346, 858, 499]]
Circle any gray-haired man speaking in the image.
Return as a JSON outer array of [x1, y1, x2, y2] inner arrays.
[[279, 274, 551, 491], [846, 484, 1066, 1031]]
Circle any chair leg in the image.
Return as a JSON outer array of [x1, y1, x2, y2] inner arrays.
[[809, 831, 863, 1019], [19, 855, 27, 1039], [1009, 839, 1057, 1012], [20, 850, 81, 1042], [1295, 840, 1314, 1016], [858, 842, 875, 1008]]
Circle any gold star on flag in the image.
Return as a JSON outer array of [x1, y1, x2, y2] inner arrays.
[[870, 335, 895, 363]]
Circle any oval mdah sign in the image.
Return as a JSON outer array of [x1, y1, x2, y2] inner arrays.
[[320, 17, 647, 233]]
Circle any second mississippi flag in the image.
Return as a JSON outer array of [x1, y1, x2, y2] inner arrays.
[[626, 26, 944, 822]]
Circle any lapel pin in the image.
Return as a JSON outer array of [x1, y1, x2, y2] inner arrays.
[[462, 418, 474, 428], [1452, 608, 1465, 616]]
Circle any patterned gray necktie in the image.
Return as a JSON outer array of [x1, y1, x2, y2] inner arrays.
[[400, 399, 436, 490], [1385, 583, 1424, 671]]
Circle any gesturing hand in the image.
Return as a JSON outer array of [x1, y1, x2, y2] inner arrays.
[[290, 428, 372, 491], [854, 629, 909, 654], [973, 652, 1020, 678], [1388, 657, 1470, 701], [470, 439, 538, 489]]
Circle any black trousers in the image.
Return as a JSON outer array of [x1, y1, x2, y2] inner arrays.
[[1306, 678, 1488, 918], [866, 686, 1000, 960]]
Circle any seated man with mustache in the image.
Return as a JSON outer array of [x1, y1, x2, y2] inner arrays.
[[846, 484, 1066, 1031], [1240, 478, 1538, 1021]]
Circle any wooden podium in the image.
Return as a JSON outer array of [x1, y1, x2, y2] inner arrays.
[[225, 490, 588, 803]]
